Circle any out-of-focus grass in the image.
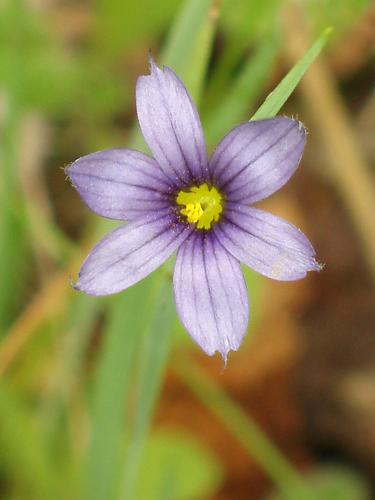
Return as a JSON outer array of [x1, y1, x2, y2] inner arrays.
[[0, 0, 372, 499], [204, 35, 279, 147], [85, 274, 161, 500]]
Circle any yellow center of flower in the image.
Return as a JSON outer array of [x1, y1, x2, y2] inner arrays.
[[176, 183, 223, 230]]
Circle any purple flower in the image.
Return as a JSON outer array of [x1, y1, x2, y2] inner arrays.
[[67, 59, 321, 360]]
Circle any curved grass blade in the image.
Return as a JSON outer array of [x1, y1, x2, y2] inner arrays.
[[84, 276, 156, 500], [174, 0, 220, 103], [251, 27, 332, 120], [162, 0, 215, 88], [118, 278, 176, 500]]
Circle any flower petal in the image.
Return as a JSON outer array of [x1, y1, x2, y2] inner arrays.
[[173, 232, 249, 360], [136, 59, 208, 187], [214, 204, 321, 281], [75, 211, 191, 295], [209, 117, 306, 204], [67, 148, 173, 221]]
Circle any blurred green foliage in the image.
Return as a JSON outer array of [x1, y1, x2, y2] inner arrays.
[[0, 0, 372, 499], [136, 430, 223, 499]]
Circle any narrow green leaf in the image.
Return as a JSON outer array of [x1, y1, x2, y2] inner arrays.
[[84, 275, 156, 500], [251, 27, 332, 120], [119, 279, 176, 500], [173, 0, 220, 104], [161, 0, 213, 85]]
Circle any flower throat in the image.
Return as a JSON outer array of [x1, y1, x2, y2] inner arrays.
[[176, 183, 223, 230]]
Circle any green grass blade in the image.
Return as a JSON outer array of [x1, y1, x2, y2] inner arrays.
[[162, 0, 214, 84], [171, 0, 220, 103], [251, 27, 332, 121], [119, 279, 176, 500], [84, 276, 156, 500]]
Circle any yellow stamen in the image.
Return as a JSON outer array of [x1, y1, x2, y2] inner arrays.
[[176, 183, 223, 230]]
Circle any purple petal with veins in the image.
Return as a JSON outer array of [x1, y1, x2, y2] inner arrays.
[[174, 231, 248, 360], [67, 58, 321, 360]]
